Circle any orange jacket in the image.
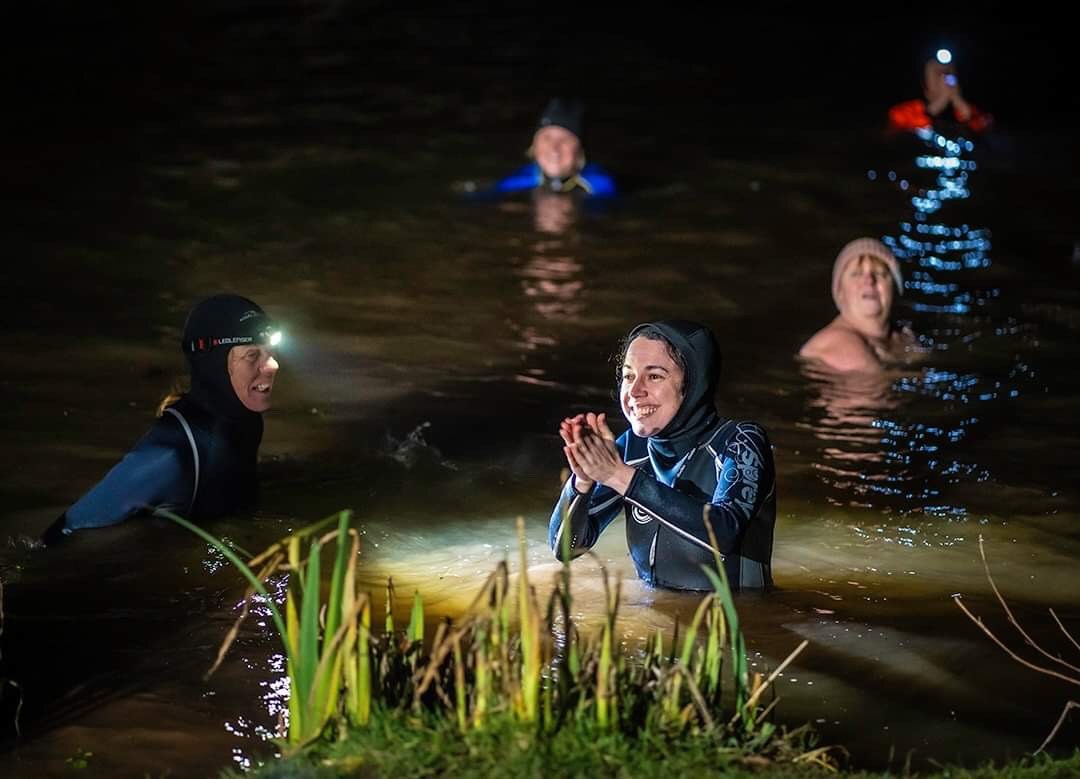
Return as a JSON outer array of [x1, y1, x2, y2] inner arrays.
[[888, 99, 993, 133]]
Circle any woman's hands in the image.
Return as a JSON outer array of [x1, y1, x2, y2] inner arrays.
[[559, 414, 596, 492], [559, 412, 636, 495]]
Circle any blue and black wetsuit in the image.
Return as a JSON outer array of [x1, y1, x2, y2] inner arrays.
[[492, 161, 616, 198], [476, 98, 615, 201], [63, 396, 261, 530], [549, 420, 774, 591], [44, 294, 272, 544], [547, 319, 776, 591]]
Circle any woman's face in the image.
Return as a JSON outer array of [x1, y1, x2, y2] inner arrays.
[[837, 255, 895, 322], [228, 345, 280, 412], [532, 125, 583, 180], [620, 336, 685, 438]]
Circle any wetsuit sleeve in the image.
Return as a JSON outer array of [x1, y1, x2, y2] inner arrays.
[[548, 431, 629, 560], [492, 163, 541, 194], [622, 422, 774, 554], [63, 443, 192, 530]]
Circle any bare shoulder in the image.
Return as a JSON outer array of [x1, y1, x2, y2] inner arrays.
[[799, 322, 881, 373]]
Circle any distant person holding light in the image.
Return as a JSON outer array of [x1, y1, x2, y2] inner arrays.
[[889, 49, 993, 134]]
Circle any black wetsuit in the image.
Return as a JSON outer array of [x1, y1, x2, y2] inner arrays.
[[546, 319, 775, 591], [44, 294, 270, 543], [548, 419, 775, 591], [62, 396, 261, 530]]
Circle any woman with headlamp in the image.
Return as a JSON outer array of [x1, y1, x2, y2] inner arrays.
[[889, 49, 993, 134], [42, 294, 282, 545]]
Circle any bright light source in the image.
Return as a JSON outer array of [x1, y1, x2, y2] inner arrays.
[[936, 49, 952, 64]]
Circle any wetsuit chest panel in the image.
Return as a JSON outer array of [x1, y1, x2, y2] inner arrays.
[[169, 398, 261, 520], [621, 421, 774, 591], [623, 444, 720, 588]]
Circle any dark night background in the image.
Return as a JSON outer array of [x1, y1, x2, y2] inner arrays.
[[8, 2, 1078, 342], [8, 3, 1079, 208]]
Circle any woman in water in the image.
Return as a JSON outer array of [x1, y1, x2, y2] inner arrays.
[[42, 294, 282, 544], [491, 97, 616, 198], [549, 320, 775, 591], [889, 51, 992, 134], [799, 237, 920, 373]]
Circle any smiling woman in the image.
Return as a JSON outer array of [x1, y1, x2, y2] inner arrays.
[[549, 320, 776, 592], [487, 98, 616, 198], [41, 294, 282, 545], [228, 344, 280, 413]]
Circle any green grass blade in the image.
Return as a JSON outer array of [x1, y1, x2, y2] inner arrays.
[[323, 511, 352, 652], [385, 577, 395, 635], [357, 598, 372, 726], [407, 590, 424, 646], [298, 538, 322, 714], [453, 637, 467, 733], [473, 625, 489, 729], [516, 518, 539, 722], [678, 595, 713, 670], [314, 512, 352, 721], [343, 559, 358, 719]]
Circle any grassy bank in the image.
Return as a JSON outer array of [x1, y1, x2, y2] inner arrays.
[[233, 722, 1079, 779], [159, 510, 1075, 779]]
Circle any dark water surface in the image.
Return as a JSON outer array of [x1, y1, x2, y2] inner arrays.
[[2, 4, 1078, 776]]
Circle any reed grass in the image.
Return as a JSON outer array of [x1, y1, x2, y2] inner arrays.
[[158, 508, 361, 749], [164, 508, 821, 768]]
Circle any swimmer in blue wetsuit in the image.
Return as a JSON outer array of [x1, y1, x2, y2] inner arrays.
[[492, 97, 616, 198], [549, 320, 775, 591], [41, 294, 282, 545]]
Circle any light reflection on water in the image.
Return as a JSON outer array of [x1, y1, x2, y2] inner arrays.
[[884, 127, 993, 316], [216, 473, 1079, 769]]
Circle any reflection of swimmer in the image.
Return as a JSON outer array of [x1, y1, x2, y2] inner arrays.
[[800, 238, 922, 373], [803, 362, 900, 434], [492, 98, 616, 198], [42, 295, 282, 545], [800, 360, 902, 469], [889, 50, 993, 134], [531, 187, 577, 235], [549, 321, 775, 592], [520, 249, 584, 321]]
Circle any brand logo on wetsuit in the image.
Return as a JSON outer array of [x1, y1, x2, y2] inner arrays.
[[732, 430, 762, 515], [717, 426, 763, 517], [631, 505, 656, 525]]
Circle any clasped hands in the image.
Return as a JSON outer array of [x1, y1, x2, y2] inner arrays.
[[559, 412, 635, 496]]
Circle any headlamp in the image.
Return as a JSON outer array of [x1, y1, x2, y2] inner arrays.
[[185, 317, 283, 354]]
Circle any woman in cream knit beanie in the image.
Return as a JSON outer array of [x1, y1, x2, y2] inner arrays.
[[801, 237, 919, 373]]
